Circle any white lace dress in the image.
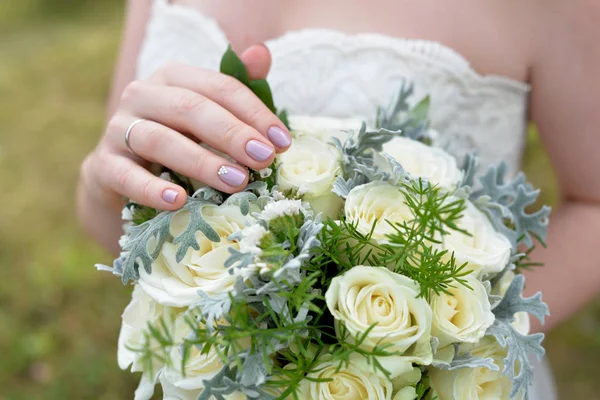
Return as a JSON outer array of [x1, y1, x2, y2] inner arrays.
[[136, 1, 557, 398]]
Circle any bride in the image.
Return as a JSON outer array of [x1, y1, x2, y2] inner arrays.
[[78, 0, 600, 398]]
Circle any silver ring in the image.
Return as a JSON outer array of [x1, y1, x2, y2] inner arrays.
[[125, 119, 146, 156]]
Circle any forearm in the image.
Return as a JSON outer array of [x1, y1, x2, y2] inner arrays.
[[77, 155, 125, 256], [524, 200, 600, 332]]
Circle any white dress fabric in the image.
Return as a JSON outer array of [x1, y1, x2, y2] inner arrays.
[[136, 1, 557, 398]]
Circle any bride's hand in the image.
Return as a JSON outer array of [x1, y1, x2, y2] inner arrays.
[[82, 44, 290, 211]]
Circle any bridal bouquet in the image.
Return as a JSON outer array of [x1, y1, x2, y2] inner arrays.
[[99, 48, 550, 400]]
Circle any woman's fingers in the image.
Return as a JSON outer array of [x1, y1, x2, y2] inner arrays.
[[92, 151, 187, 210], [240, 44, 272, 80], [98, 56, 289, 210], [149, 62, 292, 151], [109, 117, 249, 193], [118, 83, 277, 170]]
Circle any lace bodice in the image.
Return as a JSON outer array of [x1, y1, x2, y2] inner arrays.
[[137, 0, 531, 175]]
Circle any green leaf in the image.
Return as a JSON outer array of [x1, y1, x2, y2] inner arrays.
[[277, 109, 290, 130], [249, 79, 276, 113], [129, 203, 159, 225], [220, 45, 250, 85], [410, 95, 430, 122], [219, 45, 289, 129]]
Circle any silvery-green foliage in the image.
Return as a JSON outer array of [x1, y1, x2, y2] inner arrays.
[[196, 364, 278, 400], [473, 163, 551, 249], [487, 274, 549, 399], [376, 82, 431, 141], [120, 210, 175, 284], [257, 215, 323, 295], [380, 153, 414, 186], [188, 211, 323, 399], [433, 343, 499, 372], [480, 280, 503, 309], [460, 152, 479, 189], [191, 290, 234, 331], [331, 84, 432, 197], [239, 353, 269, 387], [332, 176, 360, 198], [224, 247, 255, 272], [191, 186, 223, 202], [488, 254, 520, 291], [171, 199, 222, 262], [119, 183, 267, 284], [330, 123, 408, 197], [120, 187, 222, 284], [95, 254, 125, 277], [222, 181, 266, 215]]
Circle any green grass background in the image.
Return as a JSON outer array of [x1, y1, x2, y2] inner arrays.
[[0, 1, 599, 399]]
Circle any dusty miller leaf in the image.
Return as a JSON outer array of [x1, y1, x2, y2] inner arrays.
[[376, 82, 431, 141], [121, 211, 174, 284], [239, 352, 268, 387], [487, 274, 549, 399], [256, 215, 323, 295], [191, 186, 223, 202], [433, 343, 499, 372], [332, 176, 360, 198], [197, 364, 277, 400], [190, 290, 234, 331], [172, 200, 221, 262], [331, 123, 407, 192], [459, 152, 479, 189], [473, 162, 551, 249]]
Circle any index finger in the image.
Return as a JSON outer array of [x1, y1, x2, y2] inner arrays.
[[151, 63, 291, 151]]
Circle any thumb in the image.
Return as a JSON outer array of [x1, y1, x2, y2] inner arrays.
[[239, 44, 272, 80]]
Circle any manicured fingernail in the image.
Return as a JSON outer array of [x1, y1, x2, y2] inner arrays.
[[267, 126, 291, 148], [217, 166, 246, 187], [246, 140, 274, 161], [162, 189, 179, 204]]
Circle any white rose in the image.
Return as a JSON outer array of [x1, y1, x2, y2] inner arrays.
[[159, 374, 200, 400], [276, 135, 343, 219], [345, 181, 414, 242], [138, 205, 251, 307], [118, 286, 170, 372], [391, 366, 421, 400], [430, 336, 523, 400], [441, 200, 511, 276], [161, 313, 225, 393], [393, 387, 418, 400], [288, 115, 365, 142], [377, 136, 463, 188], [117, 286, 179, 400], [297, 355, 393, 400], [430, 276, 495, 348], [493, 271, 531, 335], [325, 266, 433, 365]]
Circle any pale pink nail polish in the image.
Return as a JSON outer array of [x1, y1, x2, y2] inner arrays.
[[162, 189, 179, 204], [246, 140, 274, 161], [217, 166, 246, 187], [267, 126, 291, 148]]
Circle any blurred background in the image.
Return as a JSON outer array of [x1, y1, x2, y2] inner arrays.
[[0, 1, 599, 399]]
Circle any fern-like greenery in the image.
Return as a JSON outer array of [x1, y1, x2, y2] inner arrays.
[[310, 179, 470, 300]]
